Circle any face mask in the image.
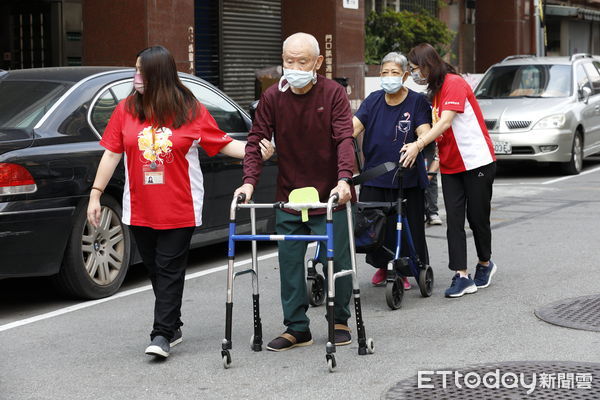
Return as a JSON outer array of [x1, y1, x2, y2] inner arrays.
[[411, 70, 428, 86], [279, 62, 318, 92], [381, 76, 404, 94], [134, 73, 145, 94]]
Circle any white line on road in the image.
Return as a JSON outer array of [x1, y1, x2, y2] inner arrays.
[[0, 249, 285, 333], [542, 165, 600, 185]]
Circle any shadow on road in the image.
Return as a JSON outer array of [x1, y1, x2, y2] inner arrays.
[[495, 155, 600, 179], [0, 241, 275, 319]]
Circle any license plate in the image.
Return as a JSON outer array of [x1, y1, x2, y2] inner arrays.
[[493, 140, 512, 155]]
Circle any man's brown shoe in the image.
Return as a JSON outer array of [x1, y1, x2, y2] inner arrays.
[[266, 329, 313, 351], [334, 324, 352, 346]]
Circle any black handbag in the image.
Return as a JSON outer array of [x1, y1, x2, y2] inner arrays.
[[354, 206, 386, 253]]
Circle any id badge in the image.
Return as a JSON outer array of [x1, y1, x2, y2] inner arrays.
[[143, 164, 165, 185]]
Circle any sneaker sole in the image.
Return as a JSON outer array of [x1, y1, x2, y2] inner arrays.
[[372, 281, 386, 287], [170, 337, 182, 348], [476, 264, 497, 288], [145, 345, 169, 358], [445, 284, 478, 298], [266, 339, 313, 352]]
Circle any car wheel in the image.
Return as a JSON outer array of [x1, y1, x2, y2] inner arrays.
[[53, 195, 130, 299], [562, 130, 583, 175]]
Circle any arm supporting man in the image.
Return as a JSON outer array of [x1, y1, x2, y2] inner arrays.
[[234, 94, 274, 202]]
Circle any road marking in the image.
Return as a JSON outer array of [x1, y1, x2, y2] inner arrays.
[[0, 249, 284, 333], [542, 165, 600, 185]]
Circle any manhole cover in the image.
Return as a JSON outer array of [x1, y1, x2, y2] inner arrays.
[[382, 361, 600, 399], [535, 294, 600, 332]]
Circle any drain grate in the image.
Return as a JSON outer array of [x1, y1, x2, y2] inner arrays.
[[535, 294, 600, 332], [382, 361, 600, 399]]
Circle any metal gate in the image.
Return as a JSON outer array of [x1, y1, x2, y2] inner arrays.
[[195, 0, 220, 87], [221, 0, 281, 108]]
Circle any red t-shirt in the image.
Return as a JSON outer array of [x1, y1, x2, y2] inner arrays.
[[100, 100, 233, 229], [432, 74, 496, 174]]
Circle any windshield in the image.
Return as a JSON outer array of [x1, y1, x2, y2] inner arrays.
[[0, 81, 68, 130], [475, 65, 572, 99]]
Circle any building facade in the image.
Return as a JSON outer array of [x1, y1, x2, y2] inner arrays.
[[0, 0, 365, 109], [438, 0, 600, 73]]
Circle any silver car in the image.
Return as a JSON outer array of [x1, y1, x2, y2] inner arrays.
[[474, 54, 600, 174]]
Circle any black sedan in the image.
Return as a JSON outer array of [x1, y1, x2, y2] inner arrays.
[[0, 67, 277, 299]]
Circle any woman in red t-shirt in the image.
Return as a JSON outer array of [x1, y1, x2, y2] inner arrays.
[[87, 46, 272, 359], [400, 43, 497, 299]]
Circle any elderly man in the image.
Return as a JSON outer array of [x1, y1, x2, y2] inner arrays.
[[234, 32, 356, 351]]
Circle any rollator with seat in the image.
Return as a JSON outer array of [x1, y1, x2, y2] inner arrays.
[[306, 162, 434, 310], [220, 189, 374, 373]]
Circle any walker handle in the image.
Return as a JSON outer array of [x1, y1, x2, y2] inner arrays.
[[237, 193, 246, 203]]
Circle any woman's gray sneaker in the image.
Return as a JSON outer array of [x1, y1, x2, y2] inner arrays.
[[145, 336, 170, 358]]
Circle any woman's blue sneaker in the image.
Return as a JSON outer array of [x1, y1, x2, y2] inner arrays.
[[444, 274, 478, 298], [473, 261, 497, 288]]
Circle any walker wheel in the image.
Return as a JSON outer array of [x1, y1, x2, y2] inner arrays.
[[222, 350, 232, 369], [307, 274, 325, 307], [326, 354, 337, 372], [418, 265, 434, 297], [366, 338, 375, 354], [385, 277, 404, 310]]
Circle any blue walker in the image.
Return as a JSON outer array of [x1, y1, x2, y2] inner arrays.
[[221, 191, 374, 373], [306, 162, 434, 310]]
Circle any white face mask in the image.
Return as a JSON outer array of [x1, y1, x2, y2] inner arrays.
[[381, 76, 404, 94], [278, 61, 318, 92]]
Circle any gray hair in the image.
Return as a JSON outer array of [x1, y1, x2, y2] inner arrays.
[[381, 52, 408, 72], [283, 32, 320, 57]]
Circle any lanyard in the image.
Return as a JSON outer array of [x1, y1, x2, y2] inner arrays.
[[150, 127, 157, 170]]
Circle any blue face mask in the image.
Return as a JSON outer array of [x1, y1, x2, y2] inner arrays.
[[279, 61, 318, 91], [381, 76, 404, 94]]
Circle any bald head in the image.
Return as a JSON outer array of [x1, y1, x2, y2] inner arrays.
[[282, 32, 320, 58]]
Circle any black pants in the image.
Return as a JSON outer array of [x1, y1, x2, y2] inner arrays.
[[441, 162, 496, 271], [359, 185, 429, 269], [129, 225, 195, 341]]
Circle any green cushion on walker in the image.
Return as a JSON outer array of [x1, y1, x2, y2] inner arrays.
[[289, 187, 319, 222]]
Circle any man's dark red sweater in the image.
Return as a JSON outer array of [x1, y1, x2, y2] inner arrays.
[[243, 75, 356, 213]]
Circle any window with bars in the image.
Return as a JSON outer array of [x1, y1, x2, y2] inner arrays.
[[399, 0, 438, 14], [366, 0, 438, 15]]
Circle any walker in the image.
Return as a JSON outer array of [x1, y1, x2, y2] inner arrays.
[[306, 162, 434, 310], [221, 190, 374, 373]]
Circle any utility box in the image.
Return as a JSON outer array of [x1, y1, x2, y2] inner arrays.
[[282, 0, 365, 110]]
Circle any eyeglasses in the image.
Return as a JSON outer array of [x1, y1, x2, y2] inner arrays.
[[409, 65, 421, 73]]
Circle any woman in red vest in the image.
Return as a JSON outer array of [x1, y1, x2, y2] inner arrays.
[[401, 43, 498, 299]]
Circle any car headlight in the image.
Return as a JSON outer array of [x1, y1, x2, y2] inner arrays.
[[534, 114, 566, 129]]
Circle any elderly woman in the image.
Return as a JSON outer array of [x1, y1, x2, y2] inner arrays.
[[353, 51, 431, 288]]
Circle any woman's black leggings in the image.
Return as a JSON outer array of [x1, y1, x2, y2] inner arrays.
[[441, 162, 496, 271]]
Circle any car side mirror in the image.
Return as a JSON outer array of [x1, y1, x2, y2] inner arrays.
[[580, 86, 592, 104], [248, 100, 259, 122]]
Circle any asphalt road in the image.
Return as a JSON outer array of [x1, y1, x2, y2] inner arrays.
[[2, 158, 600, 400]]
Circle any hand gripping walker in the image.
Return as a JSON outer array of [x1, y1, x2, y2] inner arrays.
[[221, 189, 374, 373]]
